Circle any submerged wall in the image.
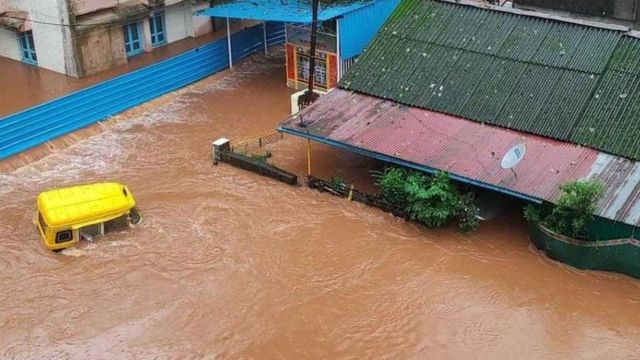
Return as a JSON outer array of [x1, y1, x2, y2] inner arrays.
[[529, 222, 640, 279]]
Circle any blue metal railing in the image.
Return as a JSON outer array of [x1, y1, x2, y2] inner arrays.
[[0, 21, 285, 161]]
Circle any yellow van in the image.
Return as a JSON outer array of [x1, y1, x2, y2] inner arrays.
[[36, 182, 142, 251]]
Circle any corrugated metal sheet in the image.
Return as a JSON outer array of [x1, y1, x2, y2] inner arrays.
[[570, 36, 640, 160], [196, 0, 374, 23], [280, 89, 640, 227], [584, 154, 640, 226], [0, 22, 286, 161], [338, 0, 400, 59], [340, 0, 640, 161], [380, 0, 620, 72]]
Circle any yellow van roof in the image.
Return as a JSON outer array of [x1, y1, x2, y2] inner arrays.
[[37, 182, 136, 228]]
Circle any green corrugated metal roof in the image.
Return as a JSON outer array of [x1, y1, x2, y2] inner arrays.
[[340, 0, 640, 160], [571, 37, 640, 160]]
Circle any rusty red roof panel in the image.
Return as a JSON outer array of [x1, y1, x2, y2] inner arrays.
[[280, 89, 640, 227]]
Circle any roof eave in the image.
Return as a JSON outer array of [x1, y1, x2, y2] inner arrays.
[[279, 125, 544, 204]]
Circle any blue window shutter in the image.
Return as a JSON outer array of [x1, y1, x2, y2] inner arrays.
[[18, 31, 37, 65], [124, 22, 143, 57], [149, 11, 166, 47]]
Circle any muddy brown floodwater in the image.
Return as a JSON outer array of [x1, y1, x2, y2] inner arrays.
[[2, 54, 640, 359]]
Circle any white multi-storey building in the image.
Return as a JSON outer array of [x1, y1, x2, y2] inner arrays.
[[0, 0, 217, 77]]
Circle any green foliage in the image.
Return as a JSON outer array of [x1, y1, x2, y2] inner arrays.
[[458, 193, 480, 233], [523, 180, 604, 239], [374, 167, 409, 210], [375, 167, 479, 233], [523, 204, 541, 224], [544, 180, 604, 239], [404, 171, 460, 228], [328, 175, 345, 190], [250, 151, 272, 164]]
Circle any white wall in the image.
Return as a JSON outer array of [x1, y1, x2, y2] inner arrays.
[[30, 23, 67, 73], [192, 2, 213, 37], [4, 0, 73, 74], [0, 27, 20, 61], [141, 17, 153, 52], [165, 2, 213, 43], [165, 2, 190, 43]]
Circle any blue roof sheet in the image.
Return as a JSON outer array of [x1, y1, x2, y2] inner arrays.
[[195, 0, 374, 23]]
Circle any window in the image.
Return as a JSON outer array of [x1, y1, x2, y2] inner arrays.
[[297, 51, 328, 88], [149, 11, 166, 47], [38, 213, 47, 232], [55, 230, 73, 244], [123, 22, 143, 57], [18, 31, 37, 65]]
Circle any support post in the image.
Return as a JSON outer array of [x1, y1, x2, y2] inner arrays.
[[263, 21, 268, 55], [209, 1, 217, 31], [336, 18, 342, 81], [306, 0, 319, 103], [307, 139, 312, 176], [284, 22, 288, 43], [226, 17, 233, 69]]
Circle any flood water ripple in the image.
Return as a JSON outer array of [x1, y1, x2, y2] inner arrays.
[[1, 55, 640, 359]]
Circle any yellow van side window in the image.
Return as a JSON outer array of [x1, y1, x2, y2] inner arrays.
[[38, 213, 47, 230]]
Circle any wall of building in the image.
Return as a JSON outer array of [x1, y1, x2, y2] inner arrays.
[[70, 0, 118, 16], [74, 26, 127, 77], [0, 27, 20, 61], [0, 0, 215, 77], [338, 0, 401, 60], [165, 2, 190, 43], [192, 1, 213, 37], [22, 0, 72, 74], [164, 1, 213, 43], [3, 0, 74, 73]]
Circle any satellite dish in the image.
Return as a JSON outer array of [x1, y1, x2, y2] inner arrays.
[[501, 143, 526, 169]]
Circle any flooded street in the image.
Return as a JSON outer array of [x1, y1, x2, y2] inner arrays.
[[2, 54, 640, 359], [0, 30, 226, 118]]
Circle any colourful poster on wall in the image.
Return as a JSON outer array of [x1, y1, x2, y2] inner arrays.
[[328, 54, 337, 88], [285, 43, 338, 90], [286, 44, 296, 81]]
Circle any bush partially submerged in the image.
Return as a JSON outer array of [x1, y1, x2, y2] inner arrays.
[[523, 180, 604, 239], [374, 167, 479, 233], [328, 175, 345, 190], [376, 167, 409, 210], [249, 151, 272, 164]]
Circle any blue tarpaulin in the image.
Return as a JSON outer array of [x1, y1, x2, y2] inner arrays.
[[195, 0, 374, 23]]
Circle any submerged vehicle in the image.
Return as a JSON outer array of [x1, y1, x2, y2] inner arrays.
[[36, 182, 142, 251]]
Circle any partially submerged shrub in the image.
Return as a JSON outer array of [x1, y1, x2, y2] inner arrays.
[[375, 167, 409, 210], [250, 151, 272, 163], [457, 193, 480, 233], [328, 176, 345, 190], [523, 204, 541, 224], [523, 180, 604, 239], [545, 180, 604, 239], [404, 171, 461, 228], [375, 167, 479, 233]]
